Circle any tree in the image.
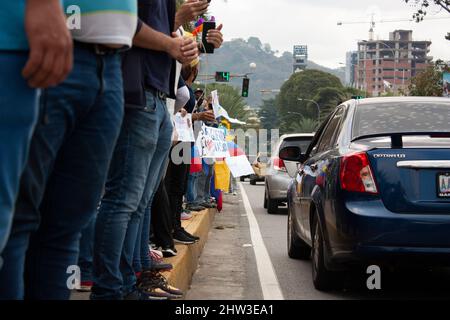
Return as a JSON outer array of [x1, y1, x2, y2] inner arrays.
[[408, 60, 449, 96], [276, 69, 343, 129], [258, 98, 279, 130], [287, 117, 319, 134], [203, 83, 250, 122], [405, 1, 450, 39], [312, 87, 347, 120]]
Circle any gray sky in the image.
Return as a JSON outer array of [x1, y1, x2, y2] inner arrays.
[[208, 0, 450, 68]]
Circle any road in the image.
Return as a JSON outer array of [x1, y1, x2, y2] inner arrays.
[[187, 180, 450, 300]]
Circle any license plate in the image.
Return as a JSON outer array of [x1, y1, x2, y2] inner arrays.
[[438, 173, 450, 198]]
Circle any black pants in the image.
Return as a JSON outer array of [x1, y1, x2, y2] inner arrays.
[[150, 181, 174, 248], [165, 147, 190, 232]]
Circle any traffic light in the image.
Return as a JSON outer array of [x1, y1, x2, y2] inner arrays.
[[215, 71, 230, 82], [242, 77, 250, 97]]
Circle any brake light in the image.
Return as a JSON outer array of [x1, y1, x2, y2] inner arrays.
[[273, 157, 286, 172], [340, 152, 378, 194]]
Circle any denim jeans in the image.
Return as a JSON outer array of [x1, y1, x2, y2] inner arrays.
[[0, 52, 38, 271], [186, 172, 199, 205], [91, 90, 172, 300], [0, 45, 124, 300], [78, 213, 97, 283], [195, 163, 213, 204]]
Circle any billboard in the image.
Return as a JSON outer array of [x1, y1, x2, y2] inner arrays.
[[444, 72, 450, 98]]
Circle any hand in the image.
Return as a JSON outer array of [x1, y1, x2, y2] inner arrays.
[[23, 0, 73, 88], [180, 108, 188, 117], [206, 24, 224, 49], [199, 110, 216, 122], [175, 0, 209, 29], [169, 33, 198, 64]]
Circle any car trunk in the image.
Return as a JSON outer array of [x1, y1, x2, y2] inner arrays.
[[366, 144, 450, 214]]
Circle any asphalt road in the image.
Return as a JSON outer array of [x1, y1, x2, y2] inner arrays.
[[188, 180, 450, 300], [240, 181, 450, 300]]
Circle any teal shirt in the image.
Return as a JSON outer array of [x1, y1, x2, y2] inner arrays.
[[0, 1, 28, 50]]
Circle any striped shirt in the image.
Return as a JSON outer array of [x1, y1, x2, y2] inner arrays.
[[64, 0, 138, 48]]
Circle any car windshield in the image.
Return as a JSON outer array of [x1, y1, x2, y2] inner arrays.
[[280, 138, 312, 154], [352, 102, 450, 138]]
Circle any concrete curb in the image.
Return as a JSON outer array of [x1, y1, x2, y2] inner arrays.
[[162, 208, 216, 297]]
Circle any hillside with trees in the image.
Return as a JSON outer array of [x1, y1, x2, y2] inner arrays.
[[200, 37, 345, 107]]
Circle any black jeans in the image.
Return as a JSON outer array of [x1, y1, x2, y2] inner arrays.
[[150, 181, 173, 248], [165, 146, 190, 232]]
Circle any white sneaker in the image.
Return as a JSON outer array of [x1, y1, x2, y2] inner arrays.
[[181, 212, 193, 220]]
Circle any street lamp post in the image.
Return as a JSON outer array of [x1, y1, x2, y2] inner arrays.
[[298, 98, 321, 123], [378, 41, 397, 94]]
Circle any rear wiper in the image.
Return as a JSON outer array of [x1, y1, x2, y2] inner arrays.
[[351, 132, 450, 148]]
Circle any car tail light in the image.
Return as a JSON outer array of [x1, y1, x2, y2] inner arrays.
[[340, 152, 378, 194], [273, 157, 286, 172]]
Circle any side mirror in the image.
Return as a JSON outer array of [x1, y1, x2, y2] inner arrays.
[[279, 146, 307, 163]]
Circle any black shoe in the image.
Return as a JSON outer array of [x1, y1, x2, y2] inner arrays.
[[180, 228, 200, 241], [173, 230, 196, 245], [147, 271, 183, 297], [200, 202, 216, 209], [151, 261, 173, 272], [124, 289, 169, 301], [136, 272, 180, 300], [187, 205, 206, 211], [160, 246, 177, 258]]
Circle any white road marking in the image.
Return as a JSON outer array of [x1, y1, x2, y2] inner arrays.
[[239, 182, 285, 300]]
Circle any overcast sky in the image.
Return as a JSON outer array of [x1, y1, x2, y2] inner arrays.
[[208, 0, 450, 68]]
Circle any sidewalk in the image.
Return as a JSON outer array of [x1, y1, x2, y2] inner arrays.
[[71, 208, 216, 300]]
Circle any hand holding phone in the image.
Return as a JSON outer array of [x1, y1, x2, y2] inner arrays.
[[202, 21, 216, 54]]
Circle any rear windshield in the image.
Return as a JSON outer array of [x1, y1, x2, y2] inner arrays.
[[352, 102, 450, 138], [280, 137, 312, 154]]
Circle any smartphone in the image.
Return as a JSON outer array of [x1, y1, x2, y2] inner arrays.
[[202, 21, 216, 54]]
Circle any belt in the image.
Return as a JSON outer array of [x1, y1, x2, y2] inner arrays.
[[145, 86, 168, 100], [74, 41, 126, 56]]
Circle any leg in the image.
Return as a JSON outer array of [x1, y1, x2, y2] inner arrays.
[[151, 181, 174, 249], [0, 48, 102, 299], [79, 213, 97, 284], [0, 51, 38, 271], [122, 95, 172, 295], [24, 52, 123, 300]]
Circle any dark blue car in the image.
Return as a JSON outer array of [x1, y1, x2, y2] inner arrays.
[[279, 97, 450, 291]]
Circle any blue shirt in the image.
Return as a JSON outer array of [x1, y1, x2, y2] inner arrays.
[[0, 1, 28, 50], [139, 0, 175, 95]]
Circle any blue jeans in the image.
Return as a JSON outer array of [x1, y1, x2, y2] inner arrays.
[[79, 213, 97, 283], [133, 156, 169, 273], [0, 52, 38, 270], [186, 172, 199, 205], [195, 163, 213, 204], [91, 91, 172, 300], [0, 46, 124, 300]]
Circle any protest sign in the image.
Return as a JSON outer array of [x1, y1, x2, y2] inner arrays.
[[196, 124, 229, 158], [225, 155, 255, 178], [173, 113, 195, 142]]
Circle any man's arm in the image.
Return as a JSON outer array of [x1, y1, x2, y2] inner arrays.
[[23, 0, 73, 88], [133, 23, 198, 64]]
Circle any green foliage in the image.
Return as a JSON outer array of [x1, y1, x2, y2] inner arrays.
[[312, 87, 347, 120], [201, 37, 345, 107], [276, 69, 343, 129], [286, 117, 319, 134], [408, 60, 450, 96], [258, 98, 279, 130], [202, 83, 250, 122], [404, 0, 450, 22]]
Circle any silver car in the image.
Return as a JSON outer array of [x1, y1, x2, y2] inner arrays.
[[264, 133, 314, 214]]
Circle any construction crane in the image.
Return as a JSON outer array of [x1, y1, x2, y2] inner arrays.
[[337, 14, 450, 40]]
